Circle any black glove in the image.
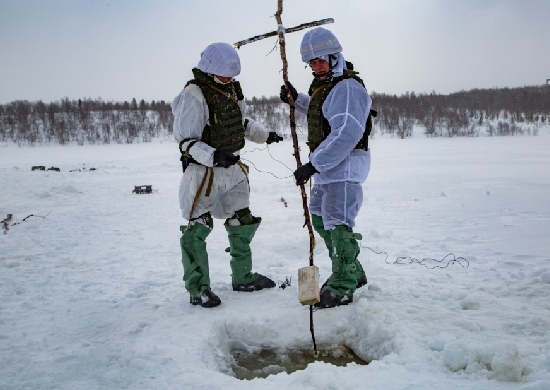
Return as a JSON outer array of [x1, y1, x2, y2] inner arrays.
[[266, 132, 283, 144], [279, 81, 298, 104], [293, 162, 318, 186], [213, 150, 240, 168]]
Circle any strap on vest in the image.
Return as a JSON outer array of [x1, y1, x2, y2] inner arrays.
[[207, 84, 239, 104], [310, 83, 330, 100]]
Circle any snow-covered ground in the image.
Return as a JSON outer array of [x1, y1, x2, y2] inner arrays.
[[1, 129, 550, 390]]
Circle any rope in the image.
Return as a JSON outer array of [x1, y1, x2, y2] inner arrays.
[[359, 243, 470, 269], [240, 144, 294, 179], [3, 213, 50, 234]]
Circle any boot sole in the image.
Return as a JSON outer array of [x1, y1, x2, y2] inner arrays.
[[232, 284, 275, 292]]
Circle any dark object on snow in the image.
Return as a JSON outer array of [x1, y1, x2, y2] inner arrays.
[[31, 166, 45, 171], [69, 165, 97, 172], [2, 214, 12, 234], [47, 166, 60, 172], [132, 185, 153, 194], [4, 213, 48, 234], [278, 276, 292, 289]]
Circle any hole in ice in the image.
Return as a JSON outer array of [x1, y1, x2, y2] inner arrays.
[[229, 344, 368, 380]]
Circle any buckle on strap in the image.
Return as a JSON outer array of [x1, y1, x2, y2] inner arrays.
[[343, 231, 363, 240]]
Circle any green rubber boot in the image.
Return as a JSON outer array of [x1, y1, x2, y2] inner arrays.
[[225, 222, 261, 286], [312, 214, 334, 258], [180, 223, 212, 297], [324, 225, 363, 297], [225, 222, 275, 291], [312, 215, 366, 289]]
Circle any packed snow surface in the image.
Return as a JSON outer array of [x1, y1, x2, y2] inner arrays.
[[1, 130, 550, 390]]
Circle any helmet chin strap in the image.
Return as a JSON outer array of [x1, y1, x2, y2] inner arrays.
[[312, 71, 330, 81]]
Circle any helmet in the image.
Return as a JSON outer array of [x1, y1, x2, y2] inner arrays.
[[196, 42, 241, 77], [300, 27, 342, 63]]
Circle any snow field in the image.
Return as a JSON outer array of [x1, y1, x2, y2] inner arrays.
[[1, 131, 550, 389]]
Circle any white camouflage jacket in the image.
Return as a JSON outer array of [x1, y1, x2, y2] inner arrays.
[[294, 77, 372, 185], [172, 81, 269, 164]]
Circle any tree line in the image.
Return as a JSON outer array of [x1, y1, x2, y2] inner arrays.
[[0, 85, 548, 146], [246, 86, 549, 139], [368, 85, 549, 138], [0, 97, 173, 146]]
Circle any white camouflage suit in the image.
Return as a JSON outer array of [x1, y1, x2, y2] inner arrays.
[[172, 43, 270, 223], [294, 41, 372, 230]]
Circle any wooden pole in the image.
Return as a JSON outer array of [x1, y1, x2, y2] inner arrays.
[[233, 0, 333, 358], [274, 0, 316, 268], [275, 0, 319, 357]]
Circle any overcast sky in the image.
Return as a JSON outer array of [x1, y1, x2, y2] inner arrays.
[[1, 0, 549, 105]]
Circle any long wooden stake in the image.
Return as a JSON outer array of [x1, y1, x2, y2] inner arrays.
[[233, 0, 332, 358], [274, 1, 316, 268], [275, 0, 319, 357]]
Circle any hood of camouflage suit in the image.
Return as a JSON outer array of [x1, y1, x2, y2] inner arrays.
[[196, 42, 241, 78], [300, 28, 346, 77]]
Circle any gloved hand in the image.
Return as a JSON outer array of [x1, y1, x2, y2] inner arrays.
[[279, 81, 298, 104], [293, 162, 318, 186], [266, 132, 283, 144], [213, 150, 240, 168]]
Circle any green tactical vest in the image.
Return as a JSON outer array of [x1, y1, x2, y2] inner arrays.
[[185, 68, 246, 153], [306, 69, 370, 153]]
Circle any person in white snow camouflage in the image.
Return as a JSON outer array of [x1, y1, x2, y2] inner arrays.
[[280, 27, 372, 309], [173, 42, 283, 308]]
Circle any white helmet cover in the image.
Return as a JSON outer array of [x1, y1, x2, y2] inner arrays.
[[196, 42, 241, 77], [300, 27, 342, 63]]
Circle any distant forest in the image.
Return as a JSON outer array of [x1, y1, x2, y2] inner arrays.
[[0, 85, 548, 146]]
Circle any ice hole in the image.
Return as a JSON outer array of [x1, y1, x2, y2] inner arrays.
[[229, 344, 369, 380]]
